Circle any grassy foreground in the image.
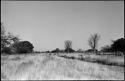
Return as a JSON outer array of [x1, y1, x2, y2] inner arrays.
[[1, 53, 124, 80]]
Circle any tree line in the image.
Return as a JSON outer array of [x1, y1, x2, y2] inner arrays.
[[1, 23, 124, 55], [1, 23, 34, 54]]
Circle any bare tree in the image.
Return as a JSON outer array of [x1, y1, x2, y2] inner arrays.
[[64, 40, 72, 53], [88, 33, 100, 53]]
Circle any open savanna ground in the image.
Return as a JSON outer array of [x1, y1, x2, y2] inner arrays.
[[1, 53, 124, 80]]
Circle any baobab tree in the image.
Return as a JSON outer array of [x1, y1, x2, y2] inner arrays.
[[88, 33, 100, 53]]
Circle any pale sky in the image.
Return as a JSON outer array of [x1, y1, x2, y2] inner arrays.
[[1, 1, 124, 51]]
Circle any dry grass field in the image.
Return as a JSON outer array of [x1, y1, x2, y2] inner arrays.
[[58, 53, 124, 67], [1, 53, 124, 80]]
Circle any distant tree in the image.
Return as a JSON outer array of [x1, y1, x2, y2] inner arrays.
[[101, 45, 111, 52], [45, 51, 50, 53], [65, 48, 75, 53], [88, 33, 100, 53], [100, 38, 124, 55], [64, 40, 75, 53], [76, 49, 83, 53], [85, 49, 98, 53], [65, 40, 72, 53], [111, 38, 125, 53], [10, 41, 34, 53], [51, 48, 60, 53]]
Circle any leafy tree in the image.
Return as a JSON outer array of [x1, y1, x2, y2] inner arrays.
[[101, 38, 124, 55], [88, 33, 100, 53], [1, 23, 20, 52], [1, 23, 10, 51], [111, 38, 125, 53], [10, 41, 34, 53]]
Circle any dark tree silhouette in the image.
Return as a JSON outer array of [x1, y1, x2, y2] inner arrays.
[[85, 49, 98, 53], [64, 40, 75, 53], [101, 38, 124, 55], [10, 41, 34, 53], [88, 33, 100, 53], [101, 45, 111, 52], [51, 48, 60, 53], [111, 38, 125, 53]]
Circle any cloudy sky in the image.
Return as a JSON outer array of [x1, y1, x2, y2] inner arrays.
[[1, 1, 124, 51]]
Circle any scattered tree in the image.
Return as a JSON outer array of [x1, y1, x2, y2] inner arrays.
[[101, 38, 124, 55], [111, 38, 125, 53], [51, 48, 60, 53], [85, 49, 98, 53], [10, 41, 34, 53], [88, 33, 100, 53], [76, 49, 83, 53], [1, 23, 10, 51], [1, 23, 20, 53], [45, 51, 50, 53], [64, 40, 75, 53], [101, 45, 111, 52]]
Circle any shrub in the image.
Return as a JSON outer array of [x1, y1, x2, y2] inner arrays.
[[51, 48, 60, 53], [11, 41, 34, 53], [85, 49, 98, 53], [2, 47, 12, 54]]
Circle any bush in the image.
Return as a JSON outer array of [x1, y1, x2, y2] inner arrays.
[[2, 47, 12, 54], [51, 48, 60, 53], [85, 49, 98, 53], [11, 41, 34, 53]]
